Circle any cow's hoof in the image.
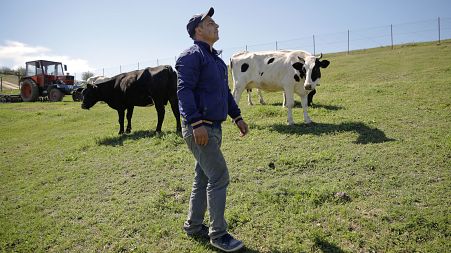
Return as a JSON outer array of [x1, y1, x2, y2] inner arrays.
[[287, 121, 295, 126], [118, 131, 124, 135], [126, 129, 131, 134], [305, 121, 313, 125]]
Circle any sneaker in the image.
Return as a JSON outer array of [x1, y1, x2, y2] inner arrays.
[[186, 224, 209, 240], [210, 233, 244, 252]]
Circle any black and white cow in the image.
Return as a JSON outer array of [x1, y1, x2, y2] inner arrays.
[[231, 50, 330, 125], [86, 75, 110, 85], [245, 87, 316, 106], [81, 65, 181, 134]]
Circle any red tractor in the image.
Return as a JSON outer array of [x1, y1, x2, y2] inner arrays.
[[20, 60, 79, 102]]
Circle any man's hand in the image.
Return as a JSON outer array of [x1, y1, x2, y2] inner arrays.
[[193, 126, 208, 146], [236, 120, 249, 137]]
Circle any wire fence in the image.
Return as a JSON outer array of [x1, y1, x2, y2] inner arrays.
[[74, 17, 451, 80]]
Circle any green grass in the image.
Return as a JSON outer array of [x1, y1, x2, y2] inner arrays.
[[1, 40, 450, 252]]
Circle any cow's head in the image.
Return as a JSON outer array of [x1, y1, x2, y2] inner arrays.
[[81, 84, 99, 110], [292, 54, 330, 91]]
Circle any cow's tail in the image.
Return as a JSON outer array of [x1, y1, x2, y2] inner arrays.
[[164, 65, 178, 106], [165, 65, 178, 97], [165, 65, 181, 132]]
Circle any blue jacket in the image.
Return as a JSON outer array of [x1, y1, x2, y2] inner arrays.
[[176, 41, 242, 128]]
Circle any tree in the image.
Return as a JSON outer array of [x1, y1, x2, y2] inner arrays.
[[0, 66, 13, 74], [15, 66, 25, 77], [82, 71, 95, 81]]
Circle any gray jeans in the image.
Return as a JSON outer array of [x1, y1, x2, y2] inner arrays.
[[182, 122, 229, 239]]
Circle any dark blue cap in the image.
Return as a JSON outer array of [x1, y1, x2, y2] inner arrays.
[[187, 7, 214, 38]]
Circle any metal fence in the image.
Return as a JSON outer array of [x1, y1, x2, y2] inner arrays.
[[75, 17, 451, 80]]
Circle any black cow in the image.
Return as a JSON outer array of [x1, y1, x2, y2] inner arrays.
[[81, 65, 181, 134]]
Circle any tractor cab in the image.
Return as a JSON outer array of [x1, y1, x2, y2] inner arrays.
[[25, 60, 69, 85], [20, 60, 76, 102]]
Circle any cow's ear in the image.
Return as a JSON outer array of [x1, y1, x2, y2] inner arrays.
[[292, 62, 304, 71], [320, 60, 330, 68]]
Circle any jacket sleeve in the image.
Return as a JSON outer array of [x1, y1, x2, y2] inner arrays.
[[227, 87, 242, 123], [175, 52, 203, 126]]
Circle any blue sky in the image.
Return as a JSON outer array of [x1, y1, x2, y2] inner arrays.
[[1, 0, 450, 79]]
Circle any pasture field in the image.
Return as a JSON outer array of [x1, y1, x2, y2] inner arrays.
[[0, 74, 19, 85], [1, 40, 450, 252]]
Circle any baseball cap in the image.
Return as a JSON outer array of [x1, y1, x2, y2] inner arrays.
[[187, 7, 214, 38]]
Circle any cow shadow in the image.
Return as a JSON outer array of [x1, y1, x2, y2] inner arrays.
[[270, 101, 343, 110], [310, 103, 344, 111], [96, 130, 181, 146], [270, 122, 395, 144]]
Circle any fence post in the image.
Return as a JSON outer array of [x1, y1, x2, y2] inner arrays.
[[391, 24, 394, 50], [276, 41, 278, 50], [313, 34, 316, 55], [347, 30, 350, 55], [438, 17, 441, 45], [245, 45, 247, 51], [157, 59, 159, 66], [138, 62, 140, 70]]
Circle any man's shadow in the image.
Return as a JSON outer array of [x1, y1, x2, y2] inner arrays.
[[190, 236, 262, 253], [191, 236, 347, 252], [270, 121, 394, 144], [313, 237, 346, 253]]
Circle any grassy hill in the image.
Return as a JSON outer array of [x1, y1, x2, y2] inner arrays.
[[0, 40, 450, 252]]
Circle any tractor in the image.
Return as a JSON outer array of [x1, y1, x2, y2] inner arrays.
[[20, 60, 82, 102]]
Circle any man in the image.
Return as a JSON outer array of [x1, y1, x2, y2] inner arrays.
[[175, 7, 249, 253]]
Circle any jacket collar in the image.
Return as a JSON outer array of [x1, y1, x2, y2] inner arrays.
[[194, 40, 220, 56]]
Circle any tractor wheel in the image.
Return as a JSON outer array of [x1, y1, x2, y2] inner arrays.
[[20, 79, 39, 102], [48, 88, 64, 102], [72, 88, 84, 102]]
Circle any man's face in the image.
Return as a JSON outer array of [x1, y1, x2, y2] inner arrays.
[[196, 16, 219, 44]]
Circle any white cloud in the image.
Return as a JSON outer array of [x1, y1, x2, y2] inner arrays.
[[0, 40, 92, 75]]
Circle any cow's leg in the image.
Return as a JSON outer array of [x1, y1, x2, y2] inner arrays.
[[246, 89, 253, 105], [295, 87, 312, 124], [155, 103, 165, 132], [169, 97, 182, 133], [117, 109, 125, 135], [284, 89, 295, 125], [232, 82, 246, 105], [282, 92, 287, 108], [300, 94, 312, 124], [126, 106, 134, 134], [257, 89, 266, 105], [308, 89, 316, 106]]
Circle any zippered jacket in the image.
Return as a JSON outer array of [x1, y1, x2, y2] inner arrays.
[[176, 41, 242, 128]]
